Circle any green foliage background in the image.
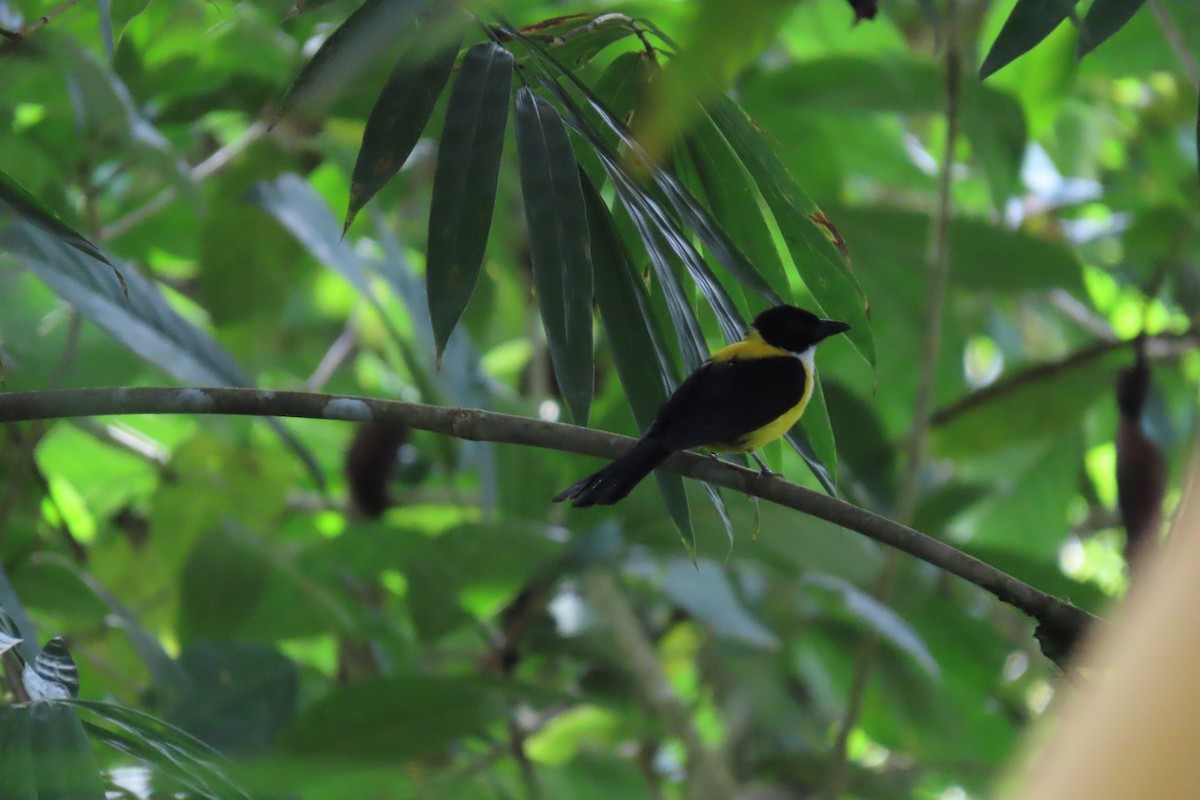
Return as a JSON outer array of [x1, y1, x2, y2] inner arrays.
[[0, 0, 1198, 797]]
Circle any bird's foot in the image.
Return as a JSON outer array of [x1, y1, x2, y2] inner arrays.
[[750, 452, 782, 479]]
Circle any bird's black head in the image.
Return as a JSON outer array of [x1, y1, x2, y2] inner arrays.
[[751, 305, 851, 353]]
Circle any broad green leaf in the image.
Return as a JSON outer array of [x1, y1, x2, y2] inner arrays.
[[663, 559, 778, 648], [741, 56, 1028, 206], [803, 572, 939, 678], [1078, 0, 1148, 56], [178, 522, 353, 643], [980, 0, 1080, 79], [932, 354, 1118, 457], [0, 222, 325, 488], [27, 703, 106, 800], [169, 642, 299, 756], [275, 0, 422, 122], [583, 175, 694, 552], [0, 167, 114, 271], [515, 88, 594, 424], [282, 674, 502, 759], [426, 41, 514, 358], [0, 705, 36, 800], [704, 98, 875, 366], [345, 30, 463, 229], [828, 205, 1086, 294]]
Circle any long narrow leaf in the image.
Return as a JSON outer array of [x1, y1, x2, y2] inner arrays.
[[582, 174, 694, 552], [1077, 0, 1146, 56], [684, 117, 791, 300], [274, 0, 422, 123], [426, 41, 514, 359], [1, 222, 325, 489], [346, 30, 464, 229], [705, 97, 874, 366], [513, 31, 782, 311], [0, 706, 36, 800], [0, 168, 115, 272], [980, 0, 1079, 79], [515, 88, 594, 424], [28, 703, 106, 799]]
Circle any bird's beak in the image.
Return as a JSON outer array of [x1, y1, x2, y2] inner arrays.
[[818, 319, 851, 340]]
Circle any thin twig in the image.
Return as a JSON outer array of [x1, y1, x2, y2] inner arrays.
[[827, 6, 960, 794], [0, 0, 83, 53], [930, 329, 1199, 428], [585, 571, 738, 800], [1148, 0, 1200, 87], [99, 121, 269, 242], [0, 385, 1102, 658]]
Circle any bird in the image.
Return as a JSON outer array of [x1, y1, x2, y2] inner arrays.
[[554, 304, 850, 507]]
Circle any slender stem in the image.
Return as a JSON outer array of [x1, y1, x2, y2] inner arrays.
[[1148, 0, 1200, 87], [585, 571, 737, 800], [0, 0, 83, 52], [0, 385, 1101, 659], [99, 121, 269, 242], [827, 5, 960, 795]]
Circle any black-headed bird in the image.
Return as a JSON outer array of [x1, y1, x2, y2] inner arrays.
[[554, 305, 850, 507]]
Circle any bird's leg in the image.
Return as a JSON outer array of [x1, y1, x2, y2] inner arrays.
[[750, 451, 781, 479]]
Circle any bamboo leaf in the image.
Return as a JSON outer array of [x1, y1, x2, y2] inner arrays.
[[685, 115, 791, 301], [515, 88, 594, 424], [345, 30, 464, 229], [274, 0, 423, 124], [582, 174, 694, 552], [705, 97, 875, 367], [980, 0, 1080, 79], [1077, 0, 1147, 56], [0, 167, 117, 277], [426, 41, 514, 359]]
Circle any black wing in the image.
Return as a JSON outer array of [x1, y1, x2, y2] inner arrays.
[[652, 356, 807, 451]]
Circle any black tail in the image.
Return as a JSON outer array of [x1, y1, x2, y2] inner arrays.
[[553, 436, 671, 507]]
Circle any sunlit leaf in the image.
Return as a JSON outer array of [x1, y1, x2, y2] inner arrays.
[[515, 88, 594, 424], [426, 41, 514, 359]]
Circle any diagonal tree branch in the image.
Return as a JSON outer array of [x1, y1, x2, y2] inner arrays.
[[0, 385, 1100, 663]]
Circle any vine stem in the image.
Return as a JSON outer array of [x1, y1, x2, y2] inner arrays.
[[826, 1, 960, 794], [0, 385, 1100, 659]]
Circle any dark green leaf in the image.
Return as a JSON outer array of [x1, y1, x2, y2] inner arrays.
[[0, 167, 115, 272], [28, 703, 106, 800], [797, 370, 838, 488], [705, 97, 875, 366], [0, 705, 36, 800], [542, 14, 636, 68], [274, 0, 423, 123], [663, 559, 777, 647], [426, 41, 514, 358], [282, 674, 502, 759], [169, 642, 299, 756], [1078, 0, 1148, 56], [980, 0, 1080, 79], [0, 222, 325, 489], [685, 115, 790, 300], [345, 31, 463, 229], [515, 88, 594, 424], [583, 176, 694, 550]]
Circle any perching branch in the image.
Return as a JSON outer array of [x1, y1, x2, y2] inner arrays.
[[0, 386, 1100, 662]]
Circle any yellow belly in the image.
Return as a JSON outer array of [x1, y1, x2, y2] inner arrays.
[[707, 337, 815, 453]]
